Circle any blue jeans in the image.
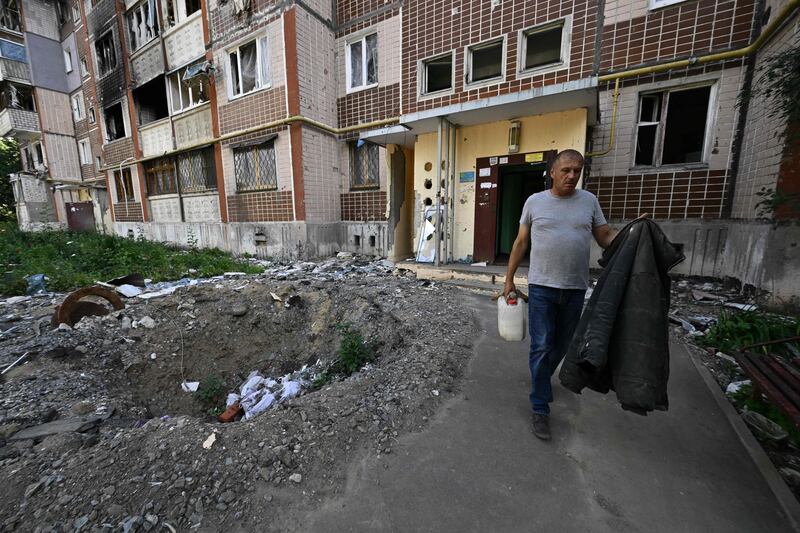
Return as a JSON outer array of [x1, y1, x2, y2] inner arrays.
[[528, 284, 586, 415]]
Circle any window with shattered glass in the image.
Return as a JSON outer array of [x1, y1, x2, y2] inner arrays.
[[347, 32, 377, 92], [234, 141, 277, 192], [168, 62, 208, 114], [95, 31, 117, 76], [127, 0, 160, 52], [350, 141, 379, 189]]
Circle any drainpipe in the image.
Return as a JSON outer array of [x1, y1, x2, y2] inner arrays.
[[118, 157, 135, 222], [434, 118, 443, 267]]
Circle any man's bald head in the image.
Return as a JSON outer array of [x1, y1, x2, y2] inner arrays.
[[553, 149, 585, 167]]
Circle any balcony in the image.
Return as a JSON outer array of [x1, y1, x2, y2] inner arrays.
[[0, 107, 39, 139], [0, 58, 29, 83], [0, 5, 20, 33]]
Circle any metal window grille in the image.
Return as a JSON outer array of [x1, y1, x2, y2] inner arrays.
[[144, 157, 176, 196], [234, 141, 277, 192], [177, 147, 216, 193], [350, 142, 379, 189]]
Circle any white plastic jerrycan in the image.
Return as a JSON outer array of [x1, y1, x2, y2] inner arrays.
[[497, 291, 527, 341]]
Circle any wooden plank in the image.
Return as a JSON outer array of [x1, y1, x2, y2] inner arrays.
[[736, 353, 800, 429]]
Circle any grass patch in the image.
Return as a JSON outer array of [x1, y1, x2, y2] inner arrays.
[[314, 324, 375, 387], [701, 310, 799, 358], [0, 222, 262, 296], [195, 375, 227, 416]]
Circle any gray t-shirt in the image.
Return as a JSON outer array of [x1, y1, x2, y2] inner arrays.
[[519, 189, 607, 290]]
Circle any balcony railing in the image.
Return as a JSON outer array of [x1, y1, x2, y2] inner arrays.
[[0, 107, 39, 138], [0, 58, 29, 83]]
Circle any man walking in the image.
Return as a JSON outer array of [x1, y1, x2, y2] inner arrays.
[[503, 149, 623, 441]]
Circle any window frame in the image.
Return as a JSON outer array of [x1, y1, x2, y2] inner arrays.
[[162, 0, 201, 29], [0, 38, 26, 62], [94, 30, 117, 77], [464, 35, 506, 88], [345, 30, 378, 94], [144, 156, 177, 196], [632, 82, 718, 169], [648, 0, 690, 10], [233, 140, 278, 193], [226, 35, 271, 100], [88, 106, 96, 124], [72, 4, 81, 24], [167, 63, 209, 115], [70, 92, 85, 121], [102, 100, 129, 143], [0, 0, 21, 33], [63, 47, 73, 73], [113, 167, 135, 202], [418, 51, 455, 99], [127, 0, 160, 53], [78, 138, 91, 165], [349, 141, 380, 190], [516, 16, 572, 78]]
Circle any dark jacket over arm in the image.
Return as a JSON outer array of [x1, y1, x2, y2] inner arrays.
[[558, 219, 684, 414]]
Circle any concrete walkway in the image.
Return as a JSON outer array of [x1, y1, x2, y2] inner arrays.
[[306, 293, 793, 532]]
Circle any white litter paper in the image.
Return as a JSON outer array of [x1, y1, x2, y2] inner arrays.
[[181, 381, 200, 392], [280, 380, 302, 400], [116, 284, 142, 297], [726, 380, 751, 395]]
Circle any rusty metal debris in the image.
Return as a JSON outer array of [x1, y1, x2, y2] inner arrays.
[[51, 286, 125, 328]]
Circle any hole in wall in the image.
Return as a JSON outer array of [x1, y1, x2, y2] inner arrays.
[[424, 179, 432, 189], [424, 162, 433, 172], [254, 231, 268, 246], [127, 229, 134, 238], [354, 235, 361, 247], [369, 236, 376, 247], [424, 198, 432, 206]]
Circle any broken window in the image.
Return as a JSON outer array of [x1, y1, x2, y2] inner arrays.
[[520, 20, 565, 72], [114, 168, 135, 202], [177, 147, 216, 192], [128, 0, 160, 52], [134, 76, 168, 125], [0, 0, 20, 32], [56, 0, 70, 25], [347, 32, 377, 91], [635, 85, 712, 167], [103, 102, 126, 142], [72, 3, 81, 23], [467, 38, 503, 84], [95, 31, 117, 76], [80, 57, 88, 77], [88, 106, 96, 124], [70, 92, 84, 121], [234, 140, 277, 192], [350, 141, 379, 189], [162, 0, 200, 27], [63, 47, 74, 73], [0, 39, 25, 62], [168, 63, 208, 114], [0, 83, 35, 111], [78, 139, 91, 165], [144, 156, 176, 196], [420, 53, 453, 95], [228, 36, 270, 98]]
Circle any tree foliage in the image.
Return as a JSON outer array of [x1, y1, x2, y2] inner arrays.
[[0, 137, 20, 222]]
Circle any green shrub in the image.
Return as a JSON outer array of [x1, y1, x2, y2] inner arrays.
[[314, 324, 375, 387], [702, 310, 799, 358], [195, 375, 226, 414]]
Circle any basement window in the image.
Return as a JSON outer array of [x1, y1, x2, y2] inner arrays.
[[114, 167, 135, 202], [420, 53, 453, 96], [346, 32, 377, 92], [128, 0, 160, 52], [350, 141, 379, 189], [228, 36, 270, 98], [234, 140, 277, 192], [95, 31, 117, 76], [635, 85, 712, 167], [162, 0, 200, 28], [133, 76, 168, 125], [103, 102, 127, 142], [466, 38, 504, 85], [168, 63, 209, 114], [144, 156, 176, 196], [519, 19, 568, 74]]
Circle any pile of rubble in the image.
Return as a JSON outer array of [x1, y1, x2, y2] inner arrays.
[[0, 255, 479, 531]]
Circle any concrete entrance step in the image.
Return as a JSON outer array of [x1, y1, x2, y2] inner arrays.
[[397, 261, 529, 291]]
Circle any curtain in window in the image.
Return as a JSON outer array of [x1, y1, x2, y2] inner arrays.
[[240, 41, 257, 94], [258, 37, 270, 88], [365, 34, 377, 85], [350, 41, 362, 87]]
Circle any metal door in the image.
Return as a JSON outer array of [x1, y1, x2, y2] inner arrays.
[[66, 202, 96, 231]]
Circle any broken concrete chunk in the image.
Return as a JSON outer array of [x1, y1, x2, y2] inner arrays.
[[202, 433, 217, 449], [9, 414, 107, 441], [231, 304, 249, 317], [742, 410, 788, 443], [138, 316, 156, 329]]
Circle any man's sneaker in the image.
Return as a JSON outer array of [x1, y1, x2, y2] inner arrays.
[[532, 413, 551, 441]]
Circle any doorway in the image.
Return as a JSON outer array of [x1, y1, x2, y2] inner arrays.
[[495, 163, 548, 261]]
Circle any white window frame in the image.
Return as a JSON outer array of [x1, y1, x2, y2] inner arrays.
[[88, 106, 96, 124], [70, 92, 84, 121], [167, 64, 209, 115], [418, 51, 455, 99], [632, 81, 718, 169], [72, 4, 81, 23], [127, 0, 160, 52], [648, 0, 690, 9], [63, 47, 73, 73], [78, 138, 91, 165], [345, 30, 378, 94], [517, 16, 572, 78], [464, 35, 506, 89], [226, 35, 271, 100], [79, 57, 88, 77], [162, 0, 201, 29]]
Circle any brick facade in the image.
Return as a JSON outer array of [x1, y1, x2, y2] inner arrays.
[[227, 190, 294, 221], [112, 202, 144, 222], [337, 83, 400, 128], [341, 190, 387, 221]]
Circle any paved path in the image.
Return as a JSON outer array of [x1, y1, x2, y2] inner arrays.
[[306, 293, 792, 532]]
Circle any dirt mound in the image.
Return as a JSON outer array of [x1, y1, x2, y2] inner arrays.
[[0, 260, 479, 532]]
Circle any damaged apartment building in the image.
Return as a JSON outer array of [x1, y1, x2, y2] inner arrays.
[[3, 0, 799, 301]]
